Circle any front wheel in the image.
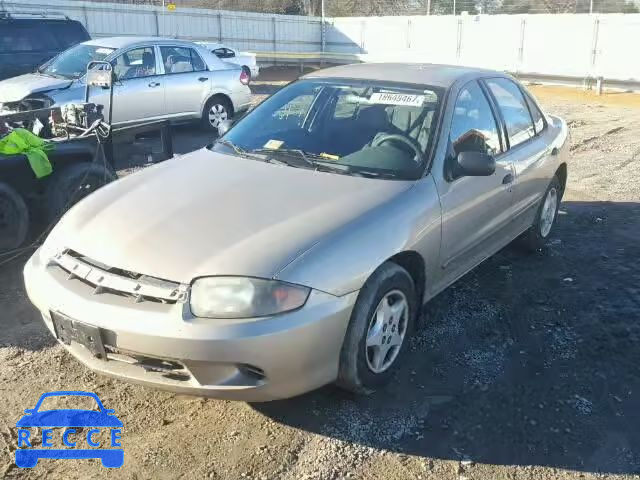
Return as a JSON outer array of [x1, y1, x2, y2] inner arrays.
[[336, 261, 417, 394], [521, 175, 562, 252]]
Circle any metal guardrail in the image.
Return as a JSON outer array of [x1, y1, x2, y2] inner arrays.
[[253, 51, 640, 93]]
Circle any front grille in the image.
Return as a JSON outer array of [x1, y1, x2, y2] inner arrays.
[[50, 249, 189, 305]]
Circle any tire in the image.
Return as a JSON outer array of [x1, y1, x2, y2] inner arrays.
[[0, 182, 29, 251], [201, 95, 233, 133], [336, 261, 417, 394], [44, 162, 117, 223], [520, 175, 562, 252], [241, 65, 252, 82]]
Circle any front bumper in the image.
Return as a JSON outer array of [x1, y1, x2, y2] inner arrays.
[[24, 250, 357, 401]]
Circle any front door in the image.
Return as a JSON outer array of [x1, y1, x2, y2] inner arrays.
[[89, 45, 166, 125], [436, 80, 515, 288]]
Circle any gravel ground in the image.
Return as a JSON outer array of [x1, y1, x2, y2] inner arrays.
[[1, 69, 639, 479]]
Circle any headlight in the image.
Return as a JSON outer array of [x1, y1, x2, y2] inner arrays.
[[190, 277, 310, 319]]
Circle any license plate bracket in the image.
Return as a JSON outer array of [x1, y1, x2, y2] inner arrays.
[[51, 312, 108, 360]]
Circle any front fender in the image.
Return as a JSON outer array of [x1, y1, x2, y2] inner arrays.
[[275, 177, 442, 297]]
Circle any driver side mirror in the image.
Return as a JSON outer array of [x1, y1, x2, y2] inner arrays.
[[455, 151, 496, 177]]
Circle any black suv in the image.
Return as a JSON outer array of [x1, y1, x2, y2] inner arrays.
[[0, 12, 90, 81]]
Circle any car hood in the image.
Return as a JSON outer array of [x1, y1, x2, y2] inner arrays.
[[46, 148, 413, 285], [16, 410, 123, 428], [0, 73, 73, 103]]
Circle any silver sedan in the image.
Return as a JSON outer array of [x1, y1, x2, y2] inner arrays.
[[0, 37, 252, 131], [24, 63, 569, 401]]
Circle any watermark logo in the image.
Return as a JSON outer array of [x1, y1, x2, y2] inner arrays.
[[15, 391, 123, 468]]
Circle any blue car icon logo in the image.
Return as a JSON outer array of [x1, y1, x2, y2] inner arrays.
[[15, 391, 123, 468]]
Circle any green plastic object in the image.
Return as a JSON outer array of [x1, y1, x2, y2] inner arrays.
[[0, 128, 54, 178]]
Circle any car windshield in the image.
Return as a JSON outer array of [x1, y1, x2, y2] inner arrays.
[[213, 79, 443, 180], [40, 44, 115, 79]]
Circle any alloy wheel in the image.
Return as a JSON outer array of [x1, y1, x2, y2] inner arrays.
[[540, 186, 558, 238], [208, 104, 228, 128], [365, 289, 409, 373]]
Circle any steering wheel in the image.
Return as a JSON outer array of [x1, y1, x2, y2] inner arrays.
[[371, 133, 423, 162]]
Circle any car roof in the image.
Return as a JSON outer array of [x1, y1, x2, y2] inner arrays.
[[0, 12, 72, 21], [303, 62, 506, 88], [83, 36, 201, 50]]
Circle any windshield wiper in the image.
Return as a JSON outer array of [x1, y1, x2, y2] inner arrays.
[[248, 148, 400, 178], [215, 139, 279, 162], [216, 138, 247, 156], [249, 148, 317, 169]]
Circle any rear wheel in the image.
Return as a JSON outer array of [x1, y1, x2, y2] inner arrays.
[[520, 175, 561, 252], [44, 162, 117, 223], [201, 95, 233, 133], [337, 262, 417, 394], [0, 182, 29, 251]]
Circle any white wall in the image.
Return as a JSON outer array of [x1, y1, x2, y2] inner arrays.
[[5, 0, 640, 81], [328, 13, 640, 81]]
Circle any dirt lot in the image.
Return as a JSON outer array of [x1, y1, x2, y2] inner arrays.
[[1, 68, 639, 479]]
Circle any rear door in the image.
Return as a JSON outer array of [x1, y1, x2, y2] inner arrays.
[[0, 20, 58, 79], [437, 80, 515, 284], [158, 45, 210, 119], [483, 77, 551, 232]]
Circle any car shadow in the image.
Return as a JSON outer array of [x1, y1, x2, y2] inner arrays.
[[253, 200, 640, 475], [0, 250, 56, 351]]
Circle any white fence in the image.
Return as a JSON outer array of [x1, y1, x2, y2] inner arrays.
[[3, 0, 640, 82], [328, 14, 640, 83]]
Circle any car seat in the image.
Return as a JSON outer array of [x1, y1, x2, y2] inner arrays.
[[385, 105, 434, 150]]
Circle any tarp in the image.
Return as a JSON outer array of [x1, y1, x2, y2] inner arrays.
[[0, 128, 53, 178]]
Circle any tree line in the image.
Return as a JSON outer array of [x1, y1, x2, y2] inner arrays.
[[97, 0, 640, 15]]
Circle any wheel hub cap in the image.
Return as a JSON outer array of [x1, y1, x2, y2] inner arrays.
[[365, 290, 409, 373], [208, 104, 228, 128], [540, 187, 558, 238]]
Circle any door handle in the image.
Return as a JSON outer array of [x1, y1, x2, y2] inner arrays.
[[198, 77, 208, 82], [148, 81, 160, 88], [502, 173, 514, 185]]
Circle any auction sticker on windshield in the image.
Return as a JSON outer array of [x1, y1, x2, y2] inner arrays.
[[370, 92, 425, 106]]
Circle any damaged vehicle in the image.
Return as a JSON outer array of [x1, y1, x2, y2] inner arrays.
[[24, 63, 569, 401], [0, 37, 252, 132]]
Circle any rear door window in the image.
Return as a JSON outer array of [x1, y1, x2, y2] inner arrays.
[[160, 46, 206, 74], [485, 78, 535, 148]]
